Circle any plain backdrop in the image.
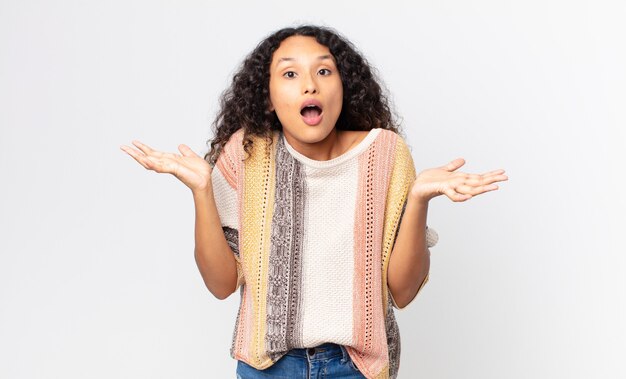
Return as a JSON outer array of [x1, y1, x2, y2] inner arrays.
[[1, 0, 624, 378]]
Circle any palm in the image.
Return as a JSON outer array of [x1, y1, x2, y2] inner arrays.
[[411, 158, 508, 202], [120, 140, 212, 192]]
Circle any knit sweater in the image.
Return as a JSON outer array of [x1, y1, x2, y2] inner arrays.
[[210, 127, 438, 379]]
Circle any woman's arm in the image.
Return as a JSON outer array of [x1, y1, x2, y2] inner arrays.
[[192, 186, 239, 300], [387, 158, 508, 309], [387, 198, 430, 309], [120, 141, 238, 300]]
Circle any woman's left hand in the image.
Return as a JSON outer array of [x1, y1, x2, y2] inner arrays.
[[410, 158, 508, 203]]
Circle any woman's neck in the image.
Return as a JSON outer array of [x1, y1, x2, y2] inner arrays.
[[282, 129, 368, 162]]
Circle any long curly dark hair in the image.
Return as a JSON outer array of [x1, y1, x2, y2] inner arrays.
[[204, 25, 402, 166]]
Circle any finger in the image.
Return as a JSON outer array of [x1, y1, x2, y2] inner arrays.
[[132, 140, 163, 158], [120, 145, 151, 169], [479, 169, 506, 176], [459, 172, 508, 186], [440, 158, 465, 172], [122, 145, 171, 172], [456, 183, 499, 196], [482, 173, 508, 184], [131, 140, 152, 153], [444, 187, 472, 202], [120, 145, 146, 157], [178, 144, 199, 158]]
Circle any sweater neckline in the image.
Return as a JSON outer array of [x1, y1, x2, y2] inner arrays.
[[280, 128, 382, 169]]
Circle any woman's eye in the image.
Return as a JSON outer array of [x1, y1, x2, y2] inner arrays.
[[283, 71, 296, 78], [319, 69, 331, 75]]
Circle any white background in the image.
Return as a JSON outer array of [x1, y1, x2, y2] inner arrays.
[[1, 0, 624, 378]]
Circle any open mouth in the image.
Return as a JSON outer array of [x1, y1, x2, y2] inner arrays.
[[300, 102, 323, 126], [300, 105, 322, 118]]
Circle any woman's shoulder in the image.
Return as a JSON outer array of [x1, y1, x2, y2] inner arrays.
[[377, 128, 408, 147], [222, 128, 246, 154], [215, 128, 246, 184], [371, 128, 413, 165]]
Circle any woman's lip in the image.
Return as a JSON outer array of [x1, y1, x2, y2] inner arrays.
[[301, 111, 323, 126], [300, 99, 323, 111]]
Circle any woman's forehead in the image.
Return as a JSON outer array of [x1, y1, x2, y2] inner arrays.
[[271, 36, 335, 66]]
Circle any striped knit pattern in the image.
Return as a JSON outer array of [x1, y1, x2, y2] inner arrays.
[[212, 127, 436, 379]]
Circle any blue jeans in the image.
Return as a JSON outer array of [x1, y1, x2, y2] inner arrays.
[[236, 343, 367, 378]]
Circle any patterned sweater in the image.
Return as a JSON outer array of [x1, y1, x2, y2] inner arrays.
[[210, 127, 438, 379]]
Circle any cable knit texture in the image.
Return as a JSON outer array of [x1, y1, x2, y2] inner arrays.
[[211, 127, 438, 379]]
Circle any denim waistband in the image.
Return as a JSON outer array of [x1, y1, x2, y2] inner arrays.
[[286, 343, 348, 361]]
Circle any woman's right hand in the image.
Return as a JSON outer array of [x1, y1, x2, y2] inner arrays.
[[120, 140, 212, 193]]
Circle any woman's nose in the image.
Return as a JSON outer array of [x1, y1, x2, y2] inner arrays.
[[303, 75, 317, 94]]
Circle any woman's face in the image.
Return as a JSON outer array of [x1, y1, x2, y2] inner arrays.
[[268, 35, 343, 149]]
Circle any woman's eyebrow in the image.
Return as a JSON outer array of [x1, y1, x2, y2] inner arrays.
[[316, 54, 333, 61], [276, 55, 334, 65]]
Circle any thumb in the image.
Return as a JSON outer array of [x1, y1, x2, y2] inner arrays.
[[178, 144, 198, 158], [441, 158, 465, 172]]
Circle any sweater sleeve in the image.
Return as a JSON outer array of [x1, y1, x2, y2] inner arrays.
[[211, 131, 245, 291]]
